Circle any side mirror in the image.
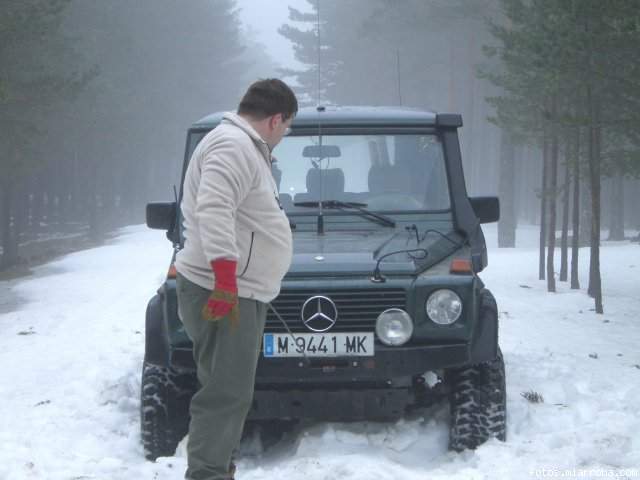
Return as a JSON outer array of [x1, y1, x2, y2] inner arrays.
[[469, 196, 500, 224], [146, 202, 176, 230]]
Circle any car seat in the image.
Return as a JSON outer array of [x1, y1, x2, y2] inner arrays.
[[294, 168, 345, 203]]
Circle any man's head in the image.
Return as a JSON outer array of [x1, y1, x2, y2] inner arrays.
[[237, 79, 298, 150]]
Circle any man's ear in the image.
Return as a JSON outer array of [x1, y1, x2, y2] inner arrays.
[[268, 114, 279, 130]]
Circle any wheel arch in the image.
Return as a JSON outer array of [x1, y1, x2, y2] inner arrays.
[[469, 288, 499, 364], [144, 291, 171, 366]]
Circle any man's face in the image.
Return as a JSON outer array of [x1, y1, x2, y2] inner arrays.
[[266, 113, 293, 150]]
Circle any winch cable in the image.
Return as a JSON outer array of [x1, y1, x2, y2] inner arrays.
[[268, 302, 311, 367]]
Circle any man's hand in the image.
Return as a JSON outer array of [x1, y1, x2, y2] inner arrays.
[[202, 259, 239, 323]]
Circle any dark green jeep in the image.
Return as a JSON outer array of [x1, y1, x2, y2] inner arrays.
[[142, 106, 506, 460]]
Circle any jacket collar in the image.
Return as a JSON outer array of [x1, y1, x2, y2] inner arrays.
[[221, 112, 272, 163]]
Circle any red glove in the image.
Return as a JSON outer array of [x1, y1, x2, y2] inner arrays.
[[201, 259, 239, 323]]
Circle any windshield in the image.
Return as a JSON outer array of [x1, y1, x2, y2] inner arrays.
[[272, 134, 449, 213], [184, 131, 450, 213]]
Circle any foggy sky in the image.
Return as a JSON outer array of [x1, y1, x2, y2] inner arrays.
[[235, 0, 309, 71]]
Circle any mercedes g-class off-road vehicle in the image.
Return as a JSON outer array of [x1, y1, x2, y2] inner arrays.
[[142, 106, 506, 461]]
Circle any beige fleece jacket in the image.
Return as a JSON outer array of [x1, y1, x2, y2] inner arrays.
[[175, 112, 293, 303]]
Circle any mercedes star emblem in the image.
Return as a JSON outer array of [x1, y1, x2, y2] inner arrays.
[[301, 295, 338, 332]]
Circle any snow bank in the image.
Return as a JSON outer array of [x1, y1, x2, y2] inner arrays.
[[0, 224, 638, 479]]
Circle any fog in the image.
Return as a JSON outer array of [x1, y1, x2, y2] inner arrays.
[[1, 0, 639, 286], [236, 0, 307, 70]]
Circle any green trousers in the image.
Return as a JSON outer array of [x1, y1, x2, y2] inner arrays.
[[176, 273, 267, 480]]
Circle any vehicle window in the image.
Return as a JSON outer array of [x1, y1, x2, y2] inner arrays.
[[186, 131, 208, 162], [272, 134, 450, 212]]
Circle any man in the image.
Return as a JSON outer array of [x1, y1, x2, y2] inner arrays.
[[174, 79, 297, 480]]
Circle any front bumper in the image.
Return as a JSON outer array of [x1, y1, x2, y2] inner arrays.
[[246, 344, 466, 421], [248, 387, 414, 421], [256, 342, 469, 384], [171, 341, 470, 382], [170, 341, 469, 421]]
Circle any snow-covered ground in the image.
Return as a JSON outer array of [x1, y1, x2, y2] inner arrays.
[[1, 224, 639, 480]]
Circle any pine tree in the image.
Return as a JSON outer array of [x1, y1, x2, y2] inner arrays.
[[483, 0, 640, 312], [1, 0, 255, 268], [0, 0, 87, 267]]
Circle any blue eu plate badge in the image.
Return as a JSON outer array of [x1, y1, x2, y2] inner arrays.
[[264, 334, 275, 357]]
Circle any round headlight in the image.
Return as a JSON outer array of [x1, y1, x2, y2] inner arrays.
[[376, 308, 413, 346], [426, 289, 462, 325]]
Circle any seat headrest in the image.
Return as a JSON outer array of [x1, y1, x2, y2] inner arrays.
[[306, 168, 345, 198]]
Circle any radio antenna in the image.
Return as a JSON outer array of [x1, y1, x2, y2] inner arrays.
[[315, 0, 325, 235], [316, 0, 321, 107], [396, 49, 403, 106]]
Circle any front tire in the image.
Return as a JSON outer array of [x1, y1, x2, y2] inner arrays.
[[446, 348, 507, 451], [140, 362, 196, 460]]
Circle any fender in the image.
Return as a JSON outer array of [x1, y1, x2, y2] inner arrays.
[[144, 290, 170, 366], [469, 289, 499, 364]]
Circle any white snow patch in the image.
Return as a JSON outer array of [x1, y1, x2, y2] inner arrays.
[[0, 223, 639, 479]]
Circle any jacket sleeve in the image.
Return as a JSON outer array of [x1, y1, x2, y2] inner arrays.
[[195, 137, 257, 264]]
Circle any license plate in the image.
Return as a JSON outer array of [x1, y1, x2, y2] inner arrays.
[[263, 332, 374, 357]]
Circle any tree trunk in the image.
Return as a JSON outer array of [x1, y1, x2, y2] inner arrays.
[[88, 190, 100, 241], [560, 148, 570, 282], [607, 171, 625, 240], [1, 178, 19, 269], [579, 171, 592, 247], [32, 174, 46, 234], [587, 94, 603, 314], [0, 184, 4, 247], [539, 136, 548, 280], [448, 36, 455, 111], [498, 131, 517, 248], [635, 181, 640, 240], [546, 111, 558, 293], [464, 31, 478, 191], [15, 185, 29, 255], [570, 128, 581, 289], [47, 162, 59, 227]]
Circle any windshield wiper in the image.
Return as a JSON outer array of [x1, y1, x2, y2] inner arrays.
[[294, 200, 396, 228]]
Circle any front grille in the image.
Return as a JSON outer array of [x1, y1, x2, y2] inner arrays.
[[265, 288, 406, 333]]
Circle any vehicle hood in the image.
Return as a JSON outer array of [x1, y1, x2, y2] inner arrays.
[[286, 229, 459, 277]]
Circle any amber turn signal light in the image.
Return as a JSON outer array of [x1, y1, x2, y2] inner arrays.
[[450, 258, 473, 274]]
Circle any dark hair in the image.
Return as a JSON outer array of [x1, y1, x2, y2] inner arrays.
[[237, 79, 298, 121]]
